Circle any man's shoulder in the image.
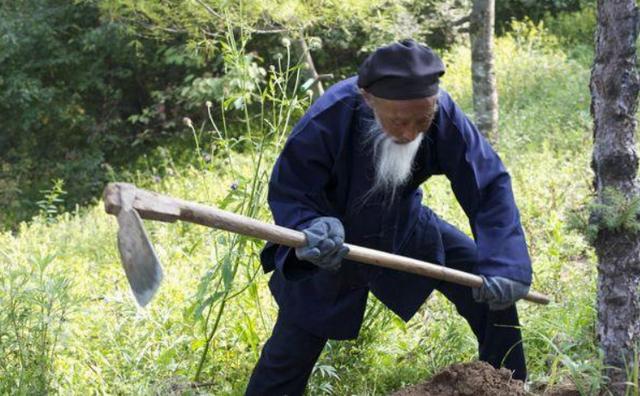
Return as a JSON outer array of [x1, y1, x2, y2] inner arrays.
[[434, 89, 466, 132], [287, 77, 362, 141], [324, 76, 359, 99], [306, 76, 360, 118]]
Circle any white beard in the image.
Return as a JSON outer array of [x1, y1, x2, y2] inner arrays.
[[363, 118, 424, 203]]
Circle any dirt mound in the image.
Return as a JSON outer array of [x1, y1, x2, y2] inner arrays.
[[391, 361, 525, 396], [531, 381, 581, 396]]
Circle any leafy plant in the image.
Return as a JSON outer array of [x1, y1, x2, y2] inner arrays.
[[568, 188, 640, 243], [36, 179, 67, 222], [0, 251, 75, 395], [175, 26, 311, 382]]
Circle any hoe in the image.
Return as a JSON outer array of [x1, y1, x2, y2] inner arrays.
[[103, 182, 550, 307]]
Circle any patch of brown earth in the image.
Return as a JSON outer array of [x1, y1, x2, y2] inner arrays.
[[391, 361, 525, 396], [530, 380, 581, 396]]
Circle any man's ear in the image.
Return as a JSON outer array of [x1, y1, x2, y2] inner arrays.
[[360, 89, 375, 108]]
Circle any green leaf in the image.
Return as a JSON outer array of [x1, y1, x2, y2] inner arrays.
[[193, 291, 225, 320], [222, 255, 233, 291]]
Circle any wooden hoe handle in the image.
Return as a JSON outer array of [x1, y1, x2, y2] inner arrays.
[[104, 182, 551, 305]]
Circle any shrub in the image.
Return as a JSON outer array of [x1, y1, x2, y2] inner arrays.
[[0, 250, 75, 394]]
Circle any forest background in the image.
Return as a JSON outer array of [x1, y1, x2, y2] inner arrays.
[[0, 0, 614, 394]]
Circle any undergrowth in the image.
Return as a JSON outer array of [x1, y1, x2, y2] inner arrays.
[[0, 25, 621, 395]]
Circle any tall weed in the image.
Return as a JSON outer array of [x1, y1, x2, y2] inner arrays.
[[163, 29, 311, 383], [0, 247, 75, 394]]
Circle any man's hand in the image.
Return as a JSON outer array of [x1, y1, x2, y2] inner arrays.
[[295, 217, 349, 272], [472, 275, 530, 310]]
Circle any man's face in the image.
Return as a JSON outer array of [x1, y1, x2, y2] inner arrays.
[[361, 91, 438, 144], [358, 90, 438, 202]]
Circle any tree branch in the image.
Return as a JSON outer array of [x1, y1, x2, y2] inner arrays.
[[250, 28, 290, 34], [453, 14, 471, 26], [193, 0, 223, 19]]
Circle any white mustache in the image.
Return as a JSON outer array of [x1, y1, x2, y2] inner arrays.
[[365, 118, 424, 196]]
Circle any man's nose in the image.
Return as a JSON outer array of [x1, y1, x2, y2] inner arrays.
[[398, 128, 419, 143]]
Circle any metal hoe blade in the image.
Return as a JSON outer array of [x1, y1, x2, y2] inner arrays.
[[117, 208, 164, 306]]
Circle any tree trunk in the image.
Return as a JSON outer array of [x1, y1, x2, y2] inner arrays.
[[291, 33, 324, 100], [590, 1, 640, 394], [469, 0, 498, 143]]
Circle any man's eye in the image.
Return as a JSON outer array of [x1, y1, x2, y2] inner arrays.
[[391, 119, 406, 126]]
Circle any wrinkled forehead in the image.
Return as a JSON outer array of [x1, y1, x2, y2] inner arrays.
[[370, 94, 439, 119]]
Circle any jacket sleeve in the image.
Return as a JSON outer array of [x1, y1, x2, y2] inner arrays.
[[262, 100, 351, 280], [434, 92, 532, 284]]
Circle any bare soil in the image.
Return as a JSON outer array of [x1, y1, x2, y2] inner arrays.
[[390, 361, 525, 396], [531, 381, 581, 396], [390, 361, 582, 396]]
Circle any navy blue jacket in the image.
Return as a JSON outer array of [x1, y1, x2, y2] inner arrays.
[[261, 77, 532, 339]]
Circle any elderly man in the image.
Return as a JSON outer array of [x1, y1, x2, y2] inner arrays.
[[246, 39, 532, 395]]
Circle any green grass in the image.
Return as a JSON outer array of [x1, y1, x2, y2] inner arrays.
[[0, 30, 619, 395]]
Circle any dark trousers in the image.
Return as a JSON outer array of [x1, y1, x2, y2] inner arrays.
[[245, 220, 526, 396]]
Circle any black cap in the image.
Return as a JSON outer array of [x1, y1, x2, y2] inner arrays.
[[357, 39, 445, 99]]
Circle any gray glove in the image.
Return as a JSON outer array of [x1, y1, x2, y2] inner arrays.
[[472, 275, 530, 311], [295, 217, 349, 272]]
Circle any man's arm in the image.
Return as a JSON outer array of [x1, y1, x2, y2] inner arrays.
[[262, 91, 355, 279], [434, 91, 532, 285]]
